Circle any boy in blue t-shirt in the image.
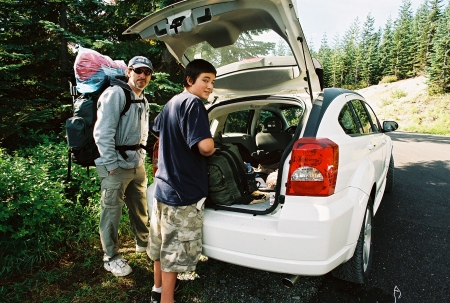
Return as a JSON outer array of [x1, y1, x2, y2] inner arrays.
[[148, 59, 216, 303]]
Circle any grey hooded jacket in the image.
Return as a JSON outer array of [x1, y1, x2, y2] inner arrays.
[[93, 77, 149, 171]]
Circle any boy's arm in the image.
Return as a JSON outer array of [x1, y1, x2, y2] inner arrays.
[[149, 121, 160, 138], [197, 138, 215, 156]]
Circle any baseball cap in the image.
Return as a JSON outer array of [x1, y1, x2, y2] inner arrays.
[[128, 56, 153, 71]]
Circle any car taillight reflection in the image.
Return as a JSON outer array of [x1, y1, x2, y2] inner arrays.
[[152, 140, 159, 176], [286, 138, 339, 196]]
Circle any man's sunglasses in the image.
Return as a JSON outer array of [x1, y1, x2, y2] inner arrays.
[[131, 67, 152, 76]]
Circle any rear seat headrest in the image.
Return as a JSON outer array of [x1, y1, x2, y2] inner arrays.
[[263, 116, 282, 133]]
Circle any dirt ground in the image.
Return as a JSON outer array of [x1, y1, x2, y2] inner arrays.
[[356, 76, 429, 129]]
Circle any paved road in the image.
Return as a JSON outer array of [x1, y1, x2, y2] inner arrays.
[[190, 131, 450, 303]]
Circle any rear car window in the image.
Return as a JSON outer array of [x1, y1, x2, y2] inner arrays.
[[184, 29, 292, 69]]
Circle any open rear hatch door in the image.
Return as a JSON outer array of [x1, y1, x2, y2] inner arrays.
[[124, 0, 322, 101]]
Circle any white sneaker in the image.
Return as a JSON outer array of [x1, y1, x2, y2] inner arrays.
[[135, 244, 147, 253], [104, 258, 132, 277]]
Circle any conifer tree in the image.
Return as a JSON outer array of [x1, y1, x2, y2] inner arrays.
[[413, 1, 432, 74], [317, 34, 333, 88], [360, 14, 381, 86], [427, 2, 450, 93], [392, 0, 415, 79], [0, 0, 73, 147], [341, 18, 361, 88], [426, 0, 445, 65], [329, 33, 344, 87], [379, 17, 396, 77], [0, 0, 168, 149]]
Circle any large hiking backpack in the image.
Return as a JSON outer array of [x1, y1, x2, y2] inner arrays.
[[206, 143, 252, 206], [65, 47, 133, 180], [65, 83, 133, 179], [66, 85, 132, 163]]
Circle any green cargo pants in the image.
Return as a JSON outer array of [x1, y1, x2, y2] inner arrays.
[[96, 165, 148, 262]]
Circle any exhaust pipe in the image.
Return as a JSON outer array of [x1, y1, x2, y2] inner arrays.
[[281, 274, 300, 288]]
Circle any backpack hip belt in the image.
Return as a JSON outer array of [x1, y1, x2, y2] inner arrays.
[[115, 144, 146, 159]]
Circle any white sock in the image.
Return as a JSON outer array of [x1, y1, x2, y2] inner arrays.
[[152, 285, 162, 293]]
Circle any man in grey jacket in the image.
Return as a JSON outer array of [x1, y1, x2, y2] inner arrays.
[[93, 56, 152, 276]]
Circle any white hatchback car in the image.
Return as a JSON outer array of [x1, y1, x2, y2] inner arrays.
[[125, 0, 398, 285]]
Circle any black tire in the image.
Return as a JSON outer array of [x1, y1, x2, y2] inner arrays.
[[385, 155, 395, 193], [332, 198, 373, 284]]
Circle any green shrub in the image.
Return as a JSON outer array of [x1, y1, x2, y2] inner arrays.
[[379, 75, 398, 84], [0, 142, 72, 276], [0, 136, 94, 276], [0, 132, 155, 278], [390, 89, 407, 99]]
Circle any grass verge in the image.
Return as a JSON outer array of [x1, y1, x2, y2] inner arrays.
[[0, 235, 225, 303], [378, 93, 450, 135]]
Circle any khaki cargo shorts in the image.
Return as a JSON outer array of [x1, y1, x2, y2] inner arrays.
[[148, 199, 204, 272]]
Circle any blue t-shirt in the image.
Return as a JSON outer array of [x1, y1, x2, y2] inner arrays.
[[150, 91, 212, 206]]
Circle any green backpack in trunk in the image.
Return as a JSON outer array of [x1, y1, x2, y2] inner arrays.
[[206, 143, 251, 206]]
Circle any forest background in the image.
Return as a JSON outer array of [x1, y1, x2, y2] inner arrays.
[[0, 0, 449, 302]]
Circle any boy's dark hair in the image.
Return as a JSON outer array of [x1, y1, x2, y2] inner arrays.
[[183, 59, 217, 87]]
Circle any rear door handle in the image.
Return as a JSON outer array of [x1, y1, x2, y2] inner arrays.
[[367, 144, 375, 150]]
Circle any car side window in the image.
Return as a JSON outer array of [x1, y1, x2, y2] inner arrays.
[[351, 100, 373, 134], [364, 103, 381, 133], [282, 107, 303, 128], [223, 110, 252, 134], [338, 103, 361, 135]]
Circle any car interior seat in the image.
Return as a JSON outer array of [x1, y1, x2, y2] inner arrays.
[[255, 116, 292, 153]]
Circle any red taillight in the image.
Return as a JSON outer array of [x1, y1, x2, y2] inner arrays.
[[152, 140, 159, 176], [286, 138, 339, 196]]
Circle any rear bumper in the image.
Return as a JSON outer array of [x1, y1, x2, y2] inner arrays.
[[146, 184, 368, 276], [202, 242, 356, 276]]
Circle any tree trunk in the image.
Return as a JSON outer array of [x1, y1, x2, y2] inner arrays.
[[59, 2, 69, 90]]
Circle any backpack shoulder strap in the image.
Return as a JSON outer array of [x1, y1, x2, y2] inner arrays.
[[119, 87, 145, 116], [120, 88, 132, 116]]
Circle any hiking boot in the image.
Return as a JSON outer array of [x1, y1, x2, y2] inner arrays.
[[151, 279, 181, 303], [104, 258, 132, 277], [135, 244, 147, 253], [150, 291, 161, 303]]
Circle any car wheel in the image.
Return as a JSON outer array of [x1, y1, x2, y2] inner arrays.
[[332, 198, 373, 284], [385, 155, 394, 193]]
